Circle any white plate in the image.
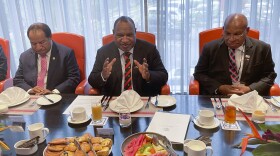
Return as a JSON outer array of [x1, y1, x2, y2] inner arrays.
[[150, 95, 176, 107], [271, 97, 280, 107], [0, 87, 30, 107], [67, 115, 91, 124], [36, 94, 62, 105], [193, 116, 220, 129], [109, 99, 144, 113]]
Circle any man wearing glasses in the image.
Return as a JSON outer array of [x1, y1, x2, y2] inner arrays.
[[14, 23, 80, 95], [194, 13, 276, 96]]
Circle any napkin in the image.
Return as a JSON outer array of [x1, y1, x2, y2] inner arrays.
[[114, 90, 142, 111], [0, 87, 30, 106], [228, 90, 268, 113]]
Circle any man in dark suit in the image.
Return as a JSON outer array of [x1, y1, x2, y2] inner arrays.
[[14, 23, 80, 94], [0, 46, 7, 81], [194, 13, 276, 96], [88, 16, 168, 96]]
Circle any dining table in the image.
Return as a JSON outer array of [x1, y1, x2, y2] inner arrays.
[[1, 94, 279, 156]]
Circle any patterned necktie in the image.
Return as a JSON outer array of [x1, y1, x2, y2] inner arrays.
[[37, 54, 47, 87], [124, 52, 132, 90], [229, 49, 239, 83]]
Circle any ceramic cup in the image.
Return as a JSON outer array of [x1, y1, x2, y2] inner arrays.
[[28, 123, 49, 144], [198, 110, 215, 126], [184, 140, 213, 156], [71, 107, 86, 122]]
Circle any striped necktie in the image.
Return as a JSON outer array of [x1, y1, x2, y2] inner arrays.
[[37, 54, 47, 87], [229, 49, 239, 83], [123, 52, 132, 90]]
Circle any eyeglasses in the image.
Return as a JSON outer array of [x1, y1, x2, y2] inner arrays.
[[224, 31, 246, 40]]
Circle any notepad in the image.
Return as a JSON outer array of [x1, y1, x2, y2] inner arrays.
[[146, 112, 190, 144]]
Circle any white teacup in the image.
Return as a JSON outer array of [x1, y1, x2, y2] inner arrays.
[[71, 107, 86, 121], [198, 110, 215, 126], [28, 123, 49, 144], [184, 140, 213, 156]]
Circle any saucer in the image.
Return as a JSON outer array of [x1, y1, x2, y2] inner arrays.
[[67, 115, 91, 124], [193, 116, 220, 129]]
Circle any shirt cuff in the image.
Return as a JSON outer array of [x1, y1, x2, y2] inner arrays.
[[52, 89, 60, 94], [27, 89, 32, 93]]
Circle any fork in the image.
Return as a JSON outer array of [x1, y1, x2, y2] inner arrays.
[[263, 97, 277, 112], [145, 96, 151, 109], [154, 95, 159, 106]]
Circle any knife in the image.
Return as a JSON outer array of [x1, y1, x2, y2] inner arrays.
[[87, 138, 97, 156], [103, 95, 113, 111], [43, 95, 54, 103]]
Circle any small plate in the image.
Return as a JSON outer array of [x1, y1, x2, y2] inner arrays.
[[150, 95, 176, 107], [67, 115, 91, 124], [193, 116, 220, 129], [36, 94, 62, 105]]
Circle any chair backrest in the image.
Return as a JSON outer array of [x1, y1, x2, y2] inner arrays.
[[199, 27, 260, 55], [102, 31, 156, 45], [0, 38, 10, 78], [52, 32, 86, 80]]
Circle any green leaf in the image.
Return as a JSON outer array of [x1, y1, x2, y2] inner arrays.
[[259, 124, 280, 133], [252, 142, 280, 156], [233, 139, 267, 148]]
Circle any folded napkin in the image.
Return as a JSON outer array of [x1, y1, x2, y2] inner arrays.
[[0, 87, 30, 106], [112, 90, 143, 112], [228, 90, 268, 113]]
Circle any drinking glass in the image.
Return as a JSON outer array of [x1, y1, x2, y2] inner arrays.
[[224, 103, 236, 126], [119, 107, 131, 127], [91, 102, 102, 123]]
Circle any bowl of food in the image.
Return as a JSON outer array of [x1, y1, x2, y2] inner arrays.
[[121, 132, 171, 156]]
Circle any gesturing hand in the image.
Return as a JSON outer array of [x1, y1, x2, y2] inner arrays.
[[134, 58, 150, 81], [101, 58, 116, 80]]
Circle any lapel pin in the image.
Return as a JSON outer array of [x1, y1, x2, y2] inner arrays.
[[245, 55, 250, 59], [52, 57, 55, 60]]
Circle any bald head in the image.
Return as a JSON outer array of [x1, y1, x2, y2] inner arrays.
[[224, 13, 248, 30]]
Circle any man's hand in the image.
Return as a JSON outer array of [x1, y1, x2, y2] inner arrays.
[[218, 85, 245, 95], [30, 86, 52, 95], [134, 58, 150, 81], [101, 58, 116, 80]]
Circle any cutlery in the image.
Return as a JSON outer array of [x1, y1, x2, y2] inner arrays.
[[100, 95, 107, 104], [0, 140, 10, 150], [103, 95, 113, 111], [213, 98, 221, 109], [145, 96, 151, 109], [272, 97, 280, 107], [17, 136, 40, 148], [263, 97, 277, 112], [74, 138, 88, 156], [87, 138, 97, 156], [154, 95, 159, 106], [152, 135, 177, 156], [101, 96, 109, 106], [42, 95, 54, 103]]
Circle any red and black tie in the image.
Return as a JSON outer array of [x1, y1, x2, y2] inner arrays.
[[124, 52, 132, 90], [229, 49, 239, 83]]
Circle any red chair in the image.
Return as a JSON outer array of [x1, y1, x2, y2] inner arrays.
[[0, 37, 12, 93], [52, 32, 89, 94], [89, 31, 170, 95], [190, 27, 280, 96]]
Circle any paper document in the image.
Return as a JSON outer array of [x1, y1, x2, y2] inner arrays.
[[146, 111, 190, 144], [63, 95, 103, 115]]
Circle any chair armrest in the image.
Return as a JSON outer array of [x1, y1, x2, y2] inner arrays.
[[89, 87, 101, 95], [160, 84, 170, 95], [189, 76, 199, 95], [0, 78, 13, 93], [270, 83, 280, 96], [75, 79, 89, 94]]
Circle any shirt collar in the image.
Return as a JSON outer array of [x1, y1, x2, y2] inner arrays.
[[118, 47, 134, 56]]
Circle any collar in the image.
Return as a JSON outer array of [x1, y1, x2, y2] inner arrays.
[[119, 47, 134, 56]]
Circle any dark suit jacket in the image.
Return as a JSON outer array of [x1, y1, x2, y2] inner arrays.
[[13, 42, 81, 93], [0, 46, 7, 81], [194, 37, 276, 96], [88, 39, 168, 96]]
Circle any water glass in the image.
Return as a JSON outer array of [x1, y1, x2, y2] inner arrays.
[[91, 102, 102, 123], [119, 108, 131, 127]]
